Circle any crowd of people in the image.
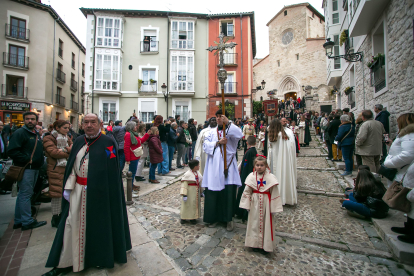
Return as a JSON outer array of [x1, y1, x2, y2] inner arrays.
[[0, 101, 413, 275]]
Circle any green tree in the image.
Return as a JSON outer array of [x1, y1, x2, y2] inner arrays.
[[218, 101, 235, 120], [252, 100, 263, 115]]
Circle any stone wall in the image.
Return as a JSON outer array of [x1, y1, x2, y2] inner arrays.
[[337, 0, 414, 137]]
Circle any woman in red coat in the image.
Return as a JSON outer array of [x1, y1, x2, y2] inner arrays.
[[124, 121, 150, 190], [148, 126, 163, 183]]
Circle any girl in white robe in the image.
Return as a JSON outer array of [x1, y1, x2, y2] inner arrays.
[[239, 156, 283, 253]]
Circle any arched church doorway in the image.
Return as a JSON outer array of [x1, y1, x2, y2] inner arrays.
[[284, 92, 297, 101]]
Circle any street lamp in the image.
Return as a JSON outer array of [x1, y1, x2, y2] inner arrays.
[[161, 83, 168, 102], [256, 80, 266, 90], [323, 38, 363, 62]]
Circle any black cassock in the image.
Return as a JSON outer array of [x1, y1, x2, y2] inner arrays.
[[304, 120, 312, 145], [46, 134, 132, 269], [234, 146, 257, 221]]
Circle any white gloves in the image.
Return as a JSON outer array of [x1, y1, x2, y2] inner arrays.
[[183, 196, 188, 202], [63, 189, 71, 202]]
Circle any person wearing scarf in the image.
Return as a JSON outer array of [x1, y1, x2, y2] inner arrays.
[[43, 120, 73, 227], [124, 121, 150, 191]]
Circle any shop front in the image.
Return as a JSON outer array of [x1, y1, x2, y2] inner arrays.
[[0, 101, 31, 127]]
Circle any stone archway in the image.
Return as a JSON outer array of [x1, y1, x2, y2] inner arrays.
[[278, 75, 301, 100]]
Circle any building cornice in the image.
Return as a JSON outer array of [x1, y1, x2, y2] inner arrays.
[[10, 0, 86, 54], [266, 3, 325, 27]]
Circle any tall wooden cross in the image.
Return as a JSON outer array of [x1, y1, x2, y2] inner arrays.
[[206, 33, 237, 177]]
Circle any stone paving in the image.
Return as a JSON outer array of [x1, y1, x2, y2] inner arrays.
[[128, 130, 414, 276]]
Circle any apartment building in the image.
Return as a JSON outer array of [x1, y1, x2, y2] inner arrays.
[[0, 0, 85, 129], [207, 12, 256, 119], [80, 9, 211, 124], [323, 0, 414, 136]]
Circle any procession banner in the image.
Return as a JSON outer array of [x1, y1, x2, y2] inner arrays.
[[263, 100, 278, 117]]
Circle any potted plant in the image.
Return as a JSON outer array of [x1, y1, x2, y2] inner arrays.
[[138, 79, 143, 90], [150, 79, 157, 84], [339, 30, 348, 47], [344, 86, 354, 95], [366, 53, 385, 69]]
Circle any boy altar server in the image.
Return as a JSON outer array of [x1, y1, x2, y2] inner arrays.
[[180, 159, 203, 224]]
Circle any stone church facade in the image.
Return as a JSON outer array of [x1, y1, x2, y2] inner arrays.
[[253, 3, 336, 114]]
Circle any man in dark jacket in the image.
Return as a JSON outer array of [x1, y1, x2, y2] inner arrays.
[[8, 112, 46, 230], [68, 124, 79, 141], [167, 123, 179, 170], [176, 121, 187, 168], [188, 118, 197, 160], [0, 121, 8, 159], [326, 114, 342, 161], [374, 104, 390, 163], [113, 120, 126, 175], [155, 116, 171, 175]]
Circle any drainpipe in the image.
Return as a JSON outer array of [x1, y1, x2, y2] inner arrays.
[[166, 13, 170, 117], [92, 11, 97, 113], [77, 47, 80, 128], [240, 14, 244, 118], [51, 18, 58, 114], [361, 55, 365, 109]]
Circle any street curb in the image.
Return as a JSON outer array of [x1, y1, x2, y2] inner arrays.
[[297, 189, 344, 197]]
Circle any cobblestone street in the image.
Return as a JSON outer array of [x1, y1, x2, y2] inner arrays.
[[128, 130, 414, 276]]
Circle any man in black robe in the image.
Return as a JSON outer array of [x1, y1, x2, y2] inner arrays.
[[234, 136, 257, 222], [43, 114, 131, 276]]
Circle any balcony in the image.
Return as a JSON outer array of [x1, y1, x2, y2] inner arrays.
[[217, 53, 238, 66], [70, 79, 77, 92], [81, 85, 85, 94], [138, 82, 157, 93], [55, 94, 65, 107], [82, 69, 85, 77], [326, 62, 342, 86], [349, 0, 390, 37], [140, 41, 159, 54], [5, 24, 30, 42], [1, 84, 27, 98], [3, 52, 29, 70], [171, 39, 194, 50], [370, 57, 386, 93], [216, 82, 237, 95], [342, 0, 348, 11], [56, 69, 66, 84], [71, 100, 79, 112]]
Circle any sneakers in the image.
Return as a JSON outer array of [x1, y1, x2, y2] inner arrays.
[[22, 220, 47, 231], [177, 165, 184, 169], [341, 171, 352, 176]]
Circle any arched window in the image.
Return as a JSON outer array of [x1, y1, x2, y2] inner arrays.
[[260, 96, 263, 101]]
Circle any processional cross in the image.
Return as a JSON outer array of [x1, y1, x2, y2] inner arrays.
[[206, 33, 237, 177]]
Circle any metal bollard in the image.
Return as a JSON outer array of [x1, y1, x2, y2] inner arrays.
[[126, 171, 133, 205]]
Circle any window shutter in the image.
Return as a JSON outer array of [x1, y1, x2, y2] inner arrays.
[[141, 101, 155, 112]]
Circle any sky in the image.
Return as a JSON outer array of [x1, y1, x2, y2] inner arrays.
[[46, 0, 324, 59]]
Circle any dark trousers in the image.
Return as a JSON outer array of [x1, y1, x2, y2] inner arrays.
[[326, 140, 333, 159], [118, 149, 125, 174], [341, 145, 354, 172], [342, 193, 371, 217], [381, 142, 388, 164], [203, 185, 237, 223], [355, 154, 363, 167]]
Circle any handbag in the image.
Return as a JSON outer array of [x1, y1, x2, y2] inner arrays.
[[382, 172, 412, 213], [131, 146, 143, 158], [4, 136, 38, 187], [378, 165, 398, 181]]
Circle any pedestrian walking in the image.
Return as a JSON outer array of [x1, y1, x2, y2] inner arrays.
[[44, 113, 131, 275], [8, 112, 46, 231], [43, 120, 73, 227], [148, 127, 163, 183]]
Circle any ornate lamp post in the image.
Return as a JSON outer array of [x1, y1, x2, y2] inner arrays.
[[323, 38, 363, 62], [256, 80, 266, 90]]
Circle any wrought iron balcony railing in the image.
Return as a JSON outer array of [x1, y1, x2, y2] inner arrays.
[[217, 82, 237, 95], [71, 101, 79, 111], [1, 84, 27, 98], [70, 79, 78, 92], [5, 24, 30, 41], [370, 56, 386, 93], [217, 53, 238, 66], [140, 41, 159, 53], [56, 69, 66, 83], [55, 94, 65, 107], [3, 52, 29, 69]]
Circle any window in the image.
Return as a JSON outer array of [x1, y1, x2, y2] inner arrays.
[[72, 53, 75, 68], [81, 99, 85, 113], [371, 21, 387, 93], [70, 116, 75, 125], [81, 81, 85, 93], [171, 21, 194, 49], [175, 102, 189, 123], [140, 100, 155, 123], [95, 53, 120, 90], [223, 73, 235, 94], [332, 0, 339, 24], [142, 30, 158, 52], [170, 53, 194, 91], [82, 63, 85, 77], [103, 102, 116, 123], [58, 39, 63, 57], [277, 60, 280, 67], [221, 21, 234, 36], [5, 75, 24, 97], [96, 17, 122, 47], [333, 35, 341, 69], [57, 87, 62, 96], [349, 66, 356, 108], [296, 54, 299, 60], [141, 69, 156, 92], [56, 112, 61, 120], [284, 10, 287, 16], [223, 47, 235, 64], [10, 17, 26, 40], [8, 45, 25, 67]]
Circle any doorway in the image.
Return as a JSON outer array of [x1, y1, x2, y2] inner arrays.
[[320, 105, 332, 114], [284, 92, 297, 101]]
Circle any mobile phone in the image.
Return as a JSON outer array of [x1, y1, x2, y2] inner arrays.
[[384, 134, 389, 142]]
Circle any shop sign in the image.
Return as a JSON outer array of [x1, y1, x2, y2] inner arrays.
[[0, 101, 31, 111]]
